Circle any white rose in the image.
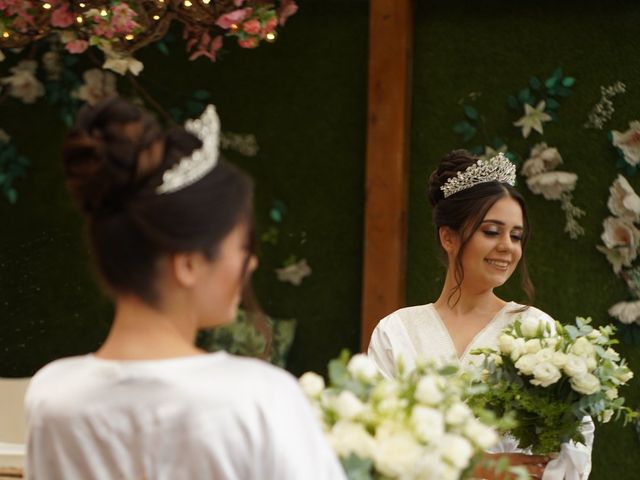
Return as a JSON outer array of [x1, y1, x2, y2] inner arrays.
[[526, 171, 578, 200], [415, 375, 444, 405], [563, 354, 588, 378], [414, 454, 459, 480], [551, 351, 568, 368], [515, 353, 538, 376], [73, 68, 118, 106], [347, 353, 379, 382], [299, 371, 325, 398], [521, 316, 543, 338], [605, 348, 621, 362], [374, 426, 424, 477], [612, 121, 640, 167], [524, 339, 543, 354], [535, 347, 554, 363], [530, 362, 562, 387], [328, 420, 376, 459], [608, 174, 640, 221], [464, 418, 499, 449], [544, 337, 560, 349], [600, 409, 614, 423], [445, 402, 472, 426], [521, 143, 563, 178], [498, 333, 516, 354], [598, 217, 640, 273], [372, 379, 399, 401], [411, 405, 445, 442], [571, 337, 596, 358], [439, 434, 474, 469], [615, 369, 634, 384], [333, 390, 364, 420], [1, 60, 45, 104], [586, 356, 597, 371], [608, 300, 640, 324], [570, 373, 601, 395], [605, 388, 619, 400], [510, 337, 527, 361]]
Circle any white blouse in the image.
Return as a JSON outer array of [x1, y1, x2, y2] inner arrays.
[[368, 302, 594, 480], [25, 352, 345, 480]]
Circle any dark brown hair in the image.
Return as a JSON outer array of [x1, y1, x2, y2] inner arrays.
[[427, 149, 534, 306], [63, 96, 255, 305]]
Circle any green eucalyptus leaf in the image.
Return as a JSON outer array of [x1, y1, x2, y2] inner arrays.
[[156, 42, 170, 56], [462, 126, 477, 142], [562, 77, 576, 87], [453, 121, 472, 134], [464, 104, 479, 120], [529, 76, 541, 90], [545, 77, 557, 88]]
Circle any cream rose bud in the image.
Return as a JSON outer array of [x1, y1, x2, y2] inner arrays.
[[334, 390, 364, 420], [586, 356, 597, 371], [551, 351, 568, 368], [415, 376, 444, 405], [299, 371, 325, 398], [605, 388, 619, 400], [374, 428, 424, 478], [563, 354, 588, 378], [347, 353, 379, 381], [498, 333, 516, 354], [464, 418, 499, 449], [571, 337, 596, 358], [535, 347, 554, 363], [530, 362, 562, 387], [600, 409, 614, 423], [524, 339, 543, 354], [445, 402, 472, 426], [544, 337, 560, 349], [521, 316, 543, 338], [510, 338, 527, 361], [605, 348, 621, 362], [615, 369, 634, 383], [329, 421, 377, 459], [440, 434, 474, 469], [372, 379, 399, 401], [570, 373, 601, 395], [515, 353, 538, 375], [411, 405, 445, 442]]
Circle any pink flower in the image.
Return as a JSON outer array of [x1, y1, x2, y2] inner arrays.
[[50, 5, 74, 28], [264, 17, 278, 32], [233, 0, 245, 5], [111, 2, 139, 34], [242, 19, 261, 35], [238, 36, 259, 49], [215, 8, 252, 29], [189, 34, 223, 62], [65, 39, 89, 54], [278, 0, 298, 26]]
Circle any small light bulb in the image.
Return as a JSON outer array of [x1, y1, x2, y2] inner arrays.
[[100, 9, 108, 16], [125, 34, 134, 40], [266, 32, 277, 42], [202, 0, 211, 4], [184, 0, 192, 6], [76, 16, 83, 23], [230, 23, 238, 32], [153, 15, 160, 20], [43, 3, 52, 9], [2, 31, 9, 38], [79, 2, 86, 7]]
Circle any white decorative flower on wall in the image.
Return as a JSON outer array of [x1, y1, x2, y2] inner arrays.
[[521, 142, 563, 178], [0, 60, 45, 104], [611, 121, 640, 167], [608, 174, 640, 223], [513, 101, 552, 138], [526, 171, 577, 201], [608, 300, 640, 325], [598, 216, 640, 273], [276, 258, 311, 286], [73, 69, 118, 106]]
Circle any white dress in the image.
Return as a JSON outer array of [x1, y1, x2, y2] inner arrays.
[[368, 302, 594, 480], [25, 352, 346, 480]]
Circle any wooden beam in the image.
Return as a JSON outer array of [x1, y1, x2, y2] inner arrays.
[[361, 0, 413, 352]]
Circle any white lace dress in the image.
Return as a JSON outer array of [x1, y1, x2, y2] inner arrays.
[[368, 302, 594, 480]]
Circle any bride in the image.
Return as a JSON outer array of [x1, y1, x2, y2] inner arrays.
[[368, 150, 593, 480]]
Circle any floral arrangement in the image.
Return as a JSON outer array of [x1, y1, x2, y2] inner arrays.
[[471, 316, 635, 455], [299, 351, 520, 480], [610, 121, 640, 176]]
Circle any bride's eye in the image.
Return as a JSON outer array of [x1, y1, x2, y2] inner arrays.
[[510, 234, 523, 242], [482, 229, 500, 237]]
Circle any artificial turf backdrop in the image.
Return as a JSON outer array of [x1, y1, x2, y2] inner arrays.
[[1, 0, 639, 477]]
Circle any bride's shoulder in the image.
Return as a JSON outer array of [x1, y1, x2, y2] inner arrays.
[[376, 304, 436, 330]]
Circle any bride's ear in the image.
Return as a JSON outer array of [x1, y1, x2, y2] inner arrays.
[[439, 227, 459, 254], [171, 252, 202, 288]]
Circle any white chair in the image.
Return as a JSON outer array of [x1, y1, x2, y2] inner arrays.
[[0, 377, 29, 475]]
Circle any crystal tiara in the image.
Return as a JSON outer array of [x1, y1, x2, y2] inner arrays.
[[156, 105, 220, 194], [440, 152, 517, 199]]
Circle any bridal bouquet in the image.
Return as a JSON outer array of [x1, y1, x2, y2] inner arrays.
[[471, 316, 636, 454], [299, 351, 516, 480]]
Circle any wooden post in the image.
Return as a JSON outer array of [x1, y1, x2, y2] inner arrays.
[[360, 0, 413, 352]]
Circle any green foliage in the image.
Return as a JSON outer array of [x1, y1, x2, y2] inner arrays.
[[0, 139, 30, 204]]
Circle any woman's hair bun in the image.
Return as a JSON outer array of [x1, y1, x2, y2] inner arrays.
[[427, 149, 479, 206], [62, 96, 164, 215]]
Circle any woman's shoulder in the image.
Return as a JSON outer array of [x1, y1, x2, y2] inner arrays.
[[375, 303, 435, 330]]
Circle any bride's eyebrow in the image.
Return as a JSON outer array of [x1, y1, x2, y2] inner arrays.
[[481, 219, 524, 230]]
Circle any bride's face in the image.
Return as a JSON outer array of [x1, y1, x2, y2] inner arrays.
[[458, 196, 524, 291]]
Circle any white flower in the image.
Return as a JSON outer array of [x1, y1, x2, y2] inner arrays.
[[563, 354, 588, 378], [605, 388, 619, 400], [464, 418, 499, 449], [604, 347, 621, 362], [1, 60, 45, 104], [521, 316, 544, 338], [328, 420, 377, 459], [521, 143, 563, 178], [515, 353, 538, 376], [608, 300, 640, 325], [411, 405, 445, 442], [415, 375, 444, 405], [347, 354, 379, 382], [524, 339, 543, 354], [478, 144, 508, 162], [608, 175, 640, 222], [276, 258, 312, 286], [615, 368, 633, 384], [510, 337, 527, 362], [414, 455, 458, 480], [535, 347, 554, 363], [543, 337, 560, 349], [498, 333, 516, 354], [99, 43, 144, 76], [371, 379, 400, 402], [611, 121, 640, 166], [570, 337, 596, 358], [598, 217, 640, 273], [333, 390, 364, 420], [374, 424, 424, 478], [526, 171, 578, 200], [445, 402, 472, 426], [570, 373, 601, 395], [530, 362, 562, 387], [600, 409, 614, 423], [439, 434, 474, 469], [0, 128, 10, 143], [299, 372, 325, 398], [513, 101, 552, 138], [551, 351, 568, 368], [73, 68, 117, 106]]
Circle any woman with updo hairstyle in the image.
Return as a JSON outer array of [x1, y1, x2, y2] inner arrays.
[[24, 97, 345, 480], [368, 150, 594, 479]]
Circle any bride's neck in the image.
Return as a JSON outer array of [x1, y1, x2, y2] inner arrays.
[[434, 272, 503, 316]]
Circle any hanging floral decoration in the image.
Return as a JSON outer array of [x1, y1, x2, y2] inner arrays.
[[598, 174, 640, 343], [610, 121, 640, 177], [584, 81, 626, 130], [451, 68, 584, 238]]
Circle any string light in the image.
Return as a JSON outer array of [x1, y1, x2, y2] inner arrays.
[[79, 2, 86, 7], [265, 32, 277, 42], [42, 3, 52, 9], [230, 23, 238, 32], [2, 32, 9, 38], [125, 34, 134, 40], [184, 0, 193, 7], [153, 15, 160, 20], [76, 16, 83, 23], [100, 9, 108, 16], [202, 0, 211, 4]]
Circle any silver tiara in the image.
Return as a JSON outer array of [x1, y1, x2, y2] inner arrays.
[[440, 152, 517, 199], [156, 105, 220, 194]]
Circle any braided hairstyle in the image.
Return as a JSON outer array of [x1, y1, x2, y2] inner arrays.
[[63, 96, 255, 305], [427, 149, 533, 306]]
